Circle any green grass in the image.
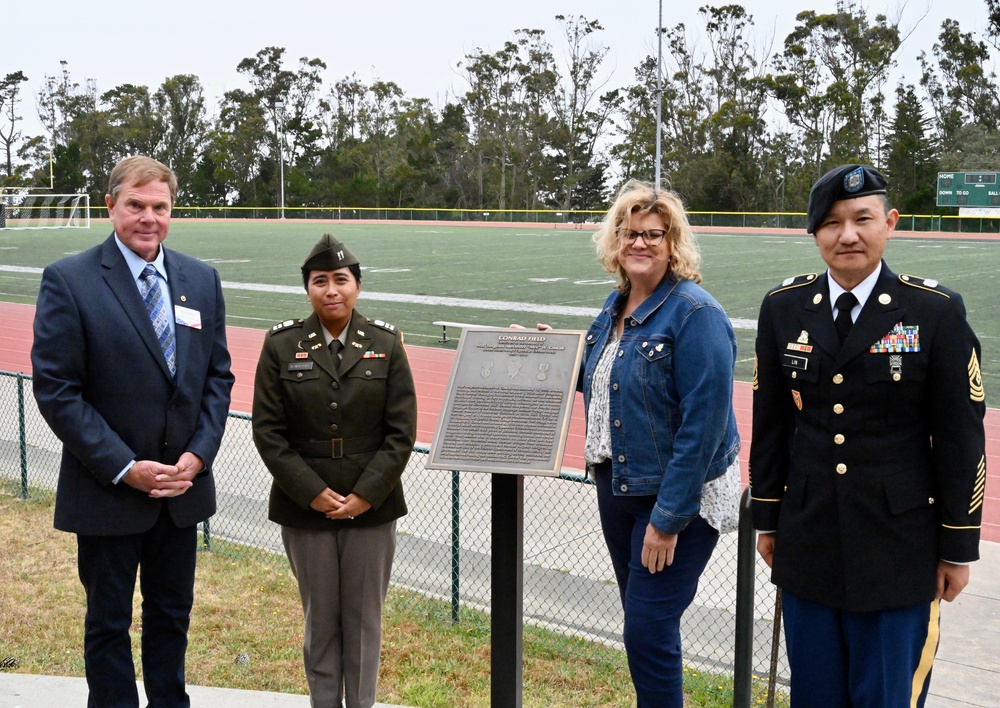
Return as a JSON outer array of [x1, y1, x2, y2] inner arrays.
[[1, 221, 997, 402], [0, 491, 786, 707]]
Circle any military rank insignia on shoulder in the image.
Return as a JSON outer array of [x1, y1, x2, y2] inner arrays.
[[369, 318, 397, 333], [769, 273, 818, 296], [898, 274, 950, 298], [269, 318, 305, 335]]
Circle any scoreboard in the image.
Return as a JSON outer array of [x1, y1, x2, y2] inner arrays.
[[937, 171, 1000, 207]]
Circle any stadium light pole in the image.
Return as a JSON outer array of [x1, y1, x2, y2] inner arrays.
[[276, 101, 286, 219], [654, 0, 663, 187]]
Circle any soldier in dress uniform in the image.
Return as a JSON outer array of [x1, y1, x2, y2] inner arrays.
[[750, 164, 987, 707], [252, 233, 417, 708]]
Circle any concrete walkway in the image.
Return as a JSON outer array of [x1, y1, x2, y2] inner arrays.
[[927, 540, 1000, 707], [0, 674, 409, 708]]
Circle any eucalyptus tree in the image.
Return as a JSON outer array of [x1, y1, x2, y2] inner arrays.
[[918, 18, 1000, 153], [208, 88, 269, 205], [36, 61, 91, 150], [0, 71, 29, 180], [550, 14, 613, 210], [514, 27, 559, 208], [102, 84, 164, 159], [390, 96, 441, 206], [618, 6, 769, 210], [608, 56, 658, 183], [154, 75, 210, 202], [459, 39, 531, 209], [697, 4, 771, 210], [235, 46, 327, 205], [433, 102, 474, 208], [357, 79, 404, 206], [321, 74, 366, 152], [768, 0, 901, 177]]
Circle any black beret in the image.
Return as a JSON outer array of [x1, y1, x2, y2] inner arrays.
[[806, 164, 888, 234], [301, 233, 359, 278]]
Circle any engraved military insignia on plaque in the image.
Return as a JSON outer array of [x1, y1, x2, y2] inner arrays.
[[537, 363, 550, 381], [507, 360, 522, 378], [481, 361, 493, 378]]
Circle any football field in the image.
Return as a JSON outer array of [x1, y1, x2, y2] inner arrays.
[[2, 219, 998, 402]]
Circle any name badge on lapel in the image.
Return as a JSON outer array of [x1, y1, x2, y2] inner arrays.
[[174, 305, 202, 329]]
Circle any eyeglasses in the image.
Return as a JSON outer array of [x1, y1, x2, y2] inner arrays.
[[616, 228, 668, 246]]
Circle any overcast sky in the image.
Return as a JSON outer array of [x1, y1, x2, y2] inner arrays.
[[4, 0, 994, 140]]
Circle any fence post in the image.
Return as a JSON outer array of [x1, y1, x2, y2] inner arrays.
[[202, 519, 212, 551], [17, 372, 29, 499], [733, 487, 756, 708], [451, 469, 461, 623]]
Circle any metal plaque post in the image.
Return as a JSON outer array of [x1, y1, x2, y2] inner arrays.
[[427, 328, 586, 706]]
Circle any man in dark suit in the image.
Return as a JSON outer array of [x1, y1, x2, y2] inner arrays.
[[750, 164, 986, 707], [31, 155, 234, 708]]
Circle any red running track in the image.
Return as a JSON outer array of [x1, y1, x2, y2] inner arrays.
[[3, 301, 997, 542]]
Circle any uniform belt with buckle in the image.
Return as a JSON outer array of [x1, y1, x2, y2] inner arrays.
[[290, 435, 383, 458]]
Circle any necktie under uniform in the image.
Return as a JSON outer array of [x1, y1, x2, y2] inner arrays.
[[329, 339, 343, 372], [138, 264, 176, 377], [835, 291, 858, 345]]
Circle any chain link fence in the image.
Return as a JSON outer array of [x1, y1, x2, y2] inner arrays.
[[1, 369, 788, 705]]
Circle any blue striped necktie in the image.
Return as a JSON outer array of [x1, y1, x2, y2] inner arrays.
[[138, 264, 177, 377]]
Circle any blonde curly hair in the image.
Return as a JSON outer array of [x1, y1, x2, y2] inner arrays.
[[593, 179, 702, 291]]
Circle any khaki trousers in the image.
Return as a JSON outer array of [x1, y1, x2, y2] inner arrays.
[[282, 521, 396, 708]]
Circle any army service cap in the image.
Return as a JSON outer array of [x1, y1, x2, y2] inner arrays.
[[301, 233, 360, 281], [806, 164, 888, 234]]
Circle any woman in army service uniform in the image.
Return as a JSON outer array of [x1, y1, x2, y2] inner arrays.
[[252, 233, 417, 708]]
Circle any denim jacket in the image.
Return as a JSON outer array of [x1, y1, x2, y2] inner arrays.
[[582, 275, 741, 535]]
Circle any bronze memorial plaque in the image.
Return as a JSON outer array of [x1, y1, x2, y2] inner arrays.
[[427, 328, 586, 476]]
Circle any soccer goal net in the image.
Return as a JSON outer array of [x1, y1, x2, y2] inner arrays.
[[0, 193, 90, 230]]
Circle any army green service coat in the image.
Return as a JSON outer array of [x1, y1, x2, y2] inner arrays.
[[252, 310, 417, 529]]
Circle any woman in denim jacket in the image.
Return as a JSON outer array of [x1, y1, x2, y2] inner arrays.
[[582, 180, 741, 707]]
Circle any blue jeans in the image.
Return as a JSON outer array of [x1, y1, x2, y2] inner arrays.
[[594, 462, 719, 708]]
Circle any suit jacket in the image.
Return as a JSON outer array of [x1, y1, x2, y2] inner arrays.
[[31, 234, 234, 535], [252, 309, 417, 529], [749, 262, 986, 612]]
